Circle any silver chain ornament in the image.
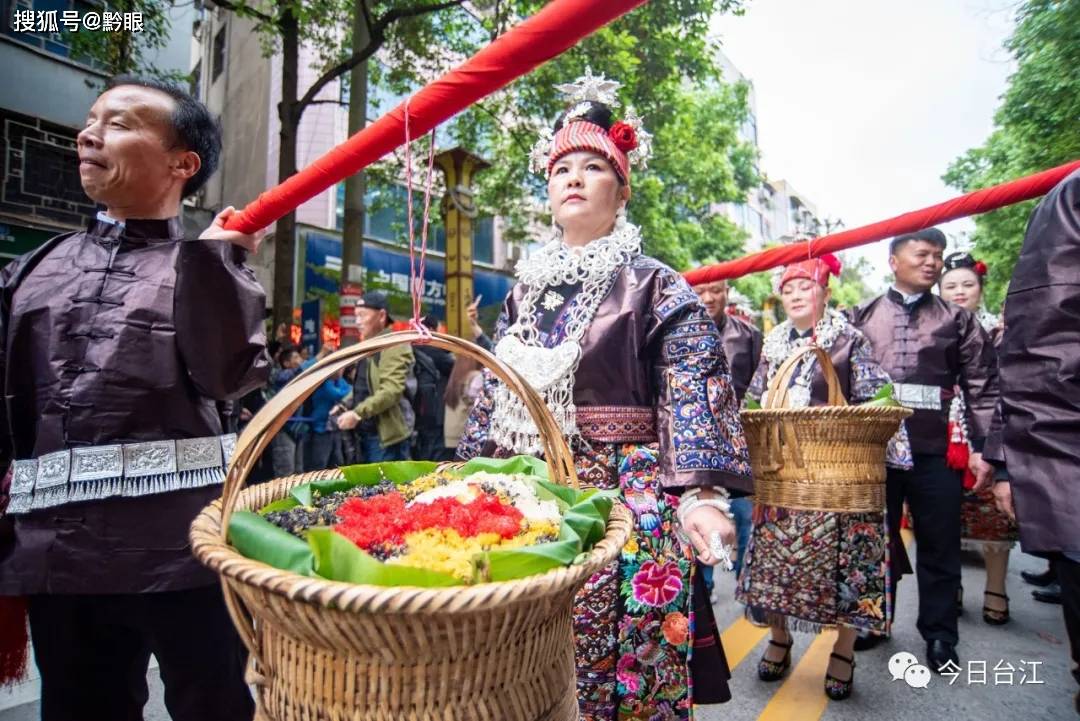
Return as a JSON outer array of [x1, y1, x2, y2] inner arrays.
[[491, 212, 641, 455]]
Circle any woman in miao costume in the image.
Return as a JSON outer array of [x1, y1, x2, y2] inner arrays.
[[938, 251, 1018, 625], [457, 71, 753, 720], [736, 256, 912, 700]]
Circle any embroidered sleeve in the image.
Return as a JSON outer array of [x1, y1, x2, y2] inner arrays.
[[653, 299, 752, 493], [456, 305, 511, 460], [850, 333, 913, 470]]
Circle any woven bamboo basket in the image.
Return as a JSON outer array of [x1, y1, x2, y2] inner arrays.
[[739, 345, 912, 513], [190, 330, 631, 721]]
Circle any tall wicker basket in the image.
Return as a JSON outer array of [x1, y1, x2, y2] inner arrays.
[[739, 345, 912, 513], [190, 331, 631, 721]]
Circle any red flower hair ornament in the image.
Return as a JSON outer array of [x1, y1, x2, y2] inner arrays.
[[608, 122, 638, 153], [974, 260, 988, 276]]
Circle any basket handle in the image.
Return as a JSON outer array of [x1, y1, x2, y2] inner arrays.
[[214, 331, 579, 671], [763, 345, 847, 409], [221, 330, 579, 536]]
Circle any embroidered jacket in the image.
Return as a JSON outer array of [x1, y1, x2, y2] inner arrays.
[[748, 311, 913, 470], [457, 256, 752, 494]]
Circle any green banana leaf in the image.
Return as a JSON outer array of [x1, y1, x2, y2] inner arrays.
[[259, 496, 300, 514], [861, 383, 901, 407], [458, 454, 549, 479], [482, 486, 618, 582], [228, 510, 316, 576], [231, 456, 617, 587]]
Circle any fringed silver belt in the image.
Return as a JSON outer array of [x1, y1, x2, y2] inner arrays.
[[6, 434, 237, 515]]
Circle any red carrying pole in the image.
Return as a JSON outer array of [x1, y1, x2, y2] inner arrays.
[[226, 0, 649, 233], [684, 159, 1080, 285]]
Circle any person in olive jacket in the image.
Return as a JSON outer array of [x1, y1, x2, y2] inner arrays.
[[336, 291, 414, 461]]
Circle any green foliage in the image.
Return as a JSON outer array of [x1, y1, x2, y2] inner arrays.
[[943, 0, 1080, 310], [829, 256, 877, 310], [66, 0, 186, 83], [75, 0, 759, 276], [450, 0, 759, 269]]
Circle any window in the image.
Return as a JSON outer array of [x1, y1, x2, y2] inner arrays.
[[212, 24, 227, 82], [474, 216, 494, 264], [335, 182, 345, 231], [362, 182, 445, 252], [339, 75, 350, 105]]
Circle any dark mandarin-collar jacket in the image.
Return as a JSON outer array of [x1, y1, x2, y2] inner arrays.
[[850, 288, 999, 456], [985, 168, 1080, 555], [716, 313, 762, 405], [0, 217, 270, 594]]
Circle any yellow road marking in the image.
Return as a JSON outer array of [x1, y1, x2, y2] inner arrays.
[[755, 630, 838, 721], [720, 617, 771, 670]]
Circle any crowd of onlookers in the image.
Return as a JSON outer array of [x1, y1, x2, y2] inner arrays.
[[233, 292, 493, 481]]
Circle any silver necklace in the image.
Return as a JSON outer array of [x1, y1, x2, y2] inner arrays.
[[491, 216, 642, 454], [762, 308, 847, 408]]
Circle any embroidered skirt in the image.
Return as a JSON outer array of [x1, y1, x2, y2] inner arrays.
[[574, 441, 732, 721], [960, 488, 1019, 552], [736, 504, 891, 635]]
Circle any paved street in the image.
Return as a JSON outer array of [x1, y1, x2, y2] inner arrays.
[[2, 536, 1074, 721]]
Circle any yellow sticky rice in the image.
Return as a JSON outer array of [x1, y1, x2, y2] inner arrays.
[[398, 470, 460, 502], [387, 521, 561, 582]]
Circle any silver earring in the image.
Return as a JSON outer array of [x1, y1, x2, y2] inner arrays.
[[615, 205, 628, 228]]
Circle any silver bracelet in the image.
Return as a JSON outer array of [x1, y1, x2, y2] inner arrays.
[[677, 497, 734, 526]]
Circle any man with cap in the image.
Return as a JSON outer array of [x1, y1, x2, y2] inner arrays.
[[336, 291, 414, 461], [850, 227, 999, 672]]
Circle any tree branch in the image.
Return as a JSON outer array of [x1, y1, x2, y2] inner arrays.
[[207, 0, 273, 24], [359, 0, 373, 39], [294, 0, 467, 115], [307, 99, 349, 107], [471, 101, 531, 155], [375, 0, 467, 29]]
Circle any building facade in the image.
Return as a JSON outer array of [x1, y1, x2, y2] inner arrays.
[[0, 0, 196, 266], [193, 5, 518, 322], [713, 48, 826, 249]]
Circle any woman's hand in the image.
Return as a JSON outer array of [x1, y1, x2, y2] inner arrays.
[[993, 480, 1015, 522], [467, 295, 484, 339], [682, 503, 736, 567]]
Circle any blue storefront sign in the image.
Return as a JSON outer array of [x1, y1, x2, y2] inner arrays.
[[301, 230, 514, 325], [300, 298, 322, 355]]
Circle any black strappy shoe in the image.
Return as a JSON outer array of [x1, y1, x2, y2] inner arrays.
[[983, 590, 1010, 625], [757, 634, 793, 682], [824, 652, 856, 701]]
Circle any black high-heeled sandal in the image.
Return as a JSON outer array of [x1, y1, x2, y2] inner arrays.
[[824, 652, 856, 701], [757, 634, 793, 682], [983, 590, 1010, 625]]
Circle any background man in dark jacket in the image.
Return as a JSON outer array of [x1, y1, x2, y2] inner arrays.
[[852, 228, 998, 671], [0, 76, 267, 720], [984, 168, 1080, 714]]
